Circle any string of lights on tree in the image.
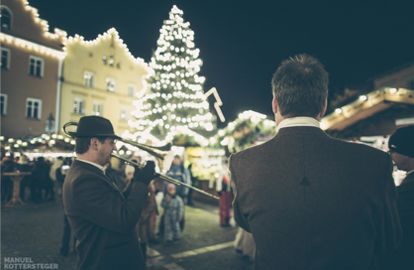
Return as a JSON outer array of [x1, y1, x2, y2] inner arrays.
[[126, 5, 215, 147]]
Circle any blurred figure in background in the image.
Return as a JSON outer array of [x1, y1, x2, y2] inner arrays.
[[186, 163, 197, 206], [56, 158, 72, 196], [18, 155, 33, 201], [166, 155, 191, 231], [217, 160, 233, 227], [30, 157, 49, 202], [1, 153, 16, 203], [166, 155, 191, 201], [387, 125, 414, 270], [48, 157, 63, 200], [136, 181, 158, 264], [162, 184, 184, 244]]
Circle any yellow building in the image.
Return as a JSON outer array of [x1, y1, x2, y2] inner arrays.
[[59, 28, 150, 135]]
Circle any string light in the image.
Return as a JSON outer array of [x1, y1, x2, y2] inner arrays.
[[127, 5, 216, 146], [321, 87, 414, 130], [65, 28, 151, 73], [0, 33, 65, 59]]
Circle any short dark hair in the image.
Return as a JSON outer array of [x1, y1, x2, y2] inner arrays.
[[271, 54, 329, 118], [75, 137, 106, 154]]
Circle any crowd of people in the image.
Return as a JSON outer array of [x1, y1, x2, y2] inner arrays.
[[1, 153, 73, 204]]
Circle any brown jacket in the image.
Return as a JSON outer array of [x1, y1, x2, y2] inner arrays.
[[230, 126, 401, 270], [63, 160, 148, 270]]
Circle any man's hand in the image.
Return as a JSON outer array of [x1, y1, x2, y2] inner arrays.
[[133, 161, 157, 185]]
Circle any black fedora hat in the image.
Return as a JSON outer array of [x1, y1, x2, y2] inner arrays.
[[65, 115, 121, 139], [388, 125, 414, 158]]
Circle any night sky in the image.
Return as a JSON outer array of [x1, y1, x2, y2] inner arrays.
[[31, 0, 414, 121]]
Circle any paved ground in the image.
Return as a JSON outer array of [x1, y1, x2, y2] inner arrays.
[[1, 199, 252, 270]]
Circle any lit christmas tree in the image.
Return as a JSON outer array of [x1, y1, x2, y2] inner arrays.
[[128, 5, 215, 146]]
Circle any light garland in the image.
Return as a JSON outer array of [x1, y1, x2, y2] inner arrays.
[[65, 28, 151, 74], [321, 87, 414, 130], [215, 110, 276, 151], [0, 133, 75, 156], [0, 33, 65, 59], [20, 0, 67, 42], [0, 1, 66, 57]]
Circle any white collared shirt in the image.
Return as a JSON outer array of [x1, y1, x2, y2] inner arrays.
[[76, 158, 106, 174], [276, 117, 321, 133]]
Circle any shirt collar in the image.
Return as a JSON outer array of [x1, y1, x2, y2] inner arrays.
[[276, 117, 321, 133], [76, 158, 106, 174]]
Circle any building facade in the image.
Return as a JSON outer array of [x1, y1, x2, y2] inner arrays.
[[60, 28, 150, 135], [0, 0, 66, 137]]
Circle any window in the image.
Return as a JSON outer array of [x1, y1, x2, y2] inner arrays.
[[127, 84, 136, 97], [29, 56, 44, 77], [0, 94, 7, 115], [0, 6, 12, 31], [1, 47, 10, 69], [108, 55, 115, 67], [106, 78, 116, 92], [120, 109, 128, 121], [73, 98, 85, 115], [92, 102, 103, 116], [26, 98, 42, 119], [83, 71, 95, 88]]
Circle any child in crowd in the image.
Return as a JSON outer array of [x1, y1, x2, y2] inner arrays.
[[161, 184, 184, 244]]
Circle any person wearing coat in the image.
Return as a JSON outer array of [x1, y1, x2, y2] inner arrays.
[[387, 125, 414, 269], [230, 54, 402, 270], [166, 155, 191, 231], [62, 116, 156, 270], [216, 161, 233, 227], [161, 184, 184, 243]]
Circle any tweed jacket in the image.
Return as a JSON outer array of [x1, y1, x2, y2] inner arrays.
[[230, 126, 401, 270], [63, 160, 148, 270]]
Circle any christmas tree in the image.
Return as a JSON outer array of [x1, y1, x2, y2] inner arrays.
[[129, 5, 215, 146]]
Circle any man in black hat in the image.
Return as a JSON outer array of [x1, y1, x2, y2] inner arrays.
[[388, 125, 414, 269], [62, 115, 156, 270]]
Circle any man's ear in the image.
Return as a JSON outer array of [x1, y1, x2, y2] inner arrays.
[[317, 98, 328, 119], [90, 138, 99, 151], [272, 96, 279, 115]]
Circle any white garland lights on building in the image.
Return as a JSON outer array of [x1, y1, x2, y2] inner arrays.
[[125, 5, 215, 147], [64, 28, 150, 70], [20, 0, 67, 41], [0, 0, 67, 59]]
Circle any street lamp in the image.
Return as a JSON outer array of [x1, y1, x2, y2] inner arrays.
[[45, 113, 55, 134]]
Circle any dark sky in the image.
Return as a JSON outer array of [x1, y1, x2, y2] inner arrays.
[[31, 0, 414, 120]]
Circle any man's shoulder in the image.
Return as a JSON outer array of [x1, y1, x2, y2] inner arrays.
[[231, 139, 274, 161], [329, 136, 389, 160], [65, 162, 105, 189], [230, 134, 389, 165]]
